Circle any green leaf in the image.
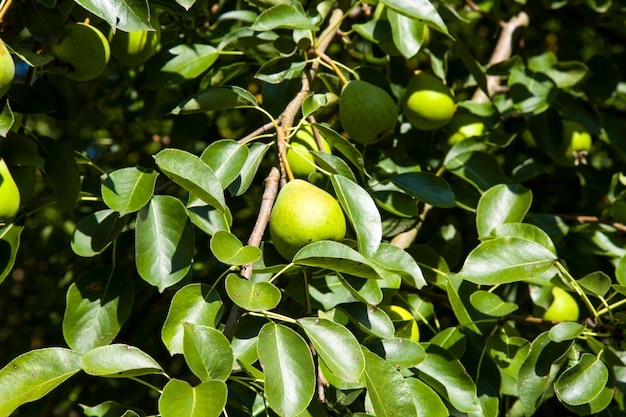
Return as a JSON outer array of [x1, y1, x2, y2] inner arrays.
[[387, 10, 428, 58], [225, 273, 281, 312], [298, 317, 365, 382], [0, 222, 23, 285], [302, 93, 339, 118], [293, 241, 381, 280], [451, 36, 489, 99], [337, 273, 383, 305], [186, 201, 232, 236], [312, 122, 367, 175], [370, 242, 427, 289], [73, 0, 152, 31], [81, 344, 163, 377], [509, 67, 557, 116], [455, 237, 558, 285], [154, 149, 225, 211], [517, 332, 573, 415], [445, 151, 510, 193], [485, 333, 530, 380], [71, 209, 126, 257], [555, 353, 609, 406], [414, 344, 481, 413], [331, 174, 381, 256], [200, 139, 249, 190], [374, 190, 419, 218], [0, 99, 14, 137], [578, 271, 612, 297], [476, 184, 533, 239], [63, 266, 134, 354], [229, 142, 272, 196], [161, 284, 224, 355], [38, 136, 80, 213], [135, 196, 194, 292], [391, 172, 456, 208], [183, 324, 233, 382], [367, 338, 426, 368], [406, 378, 449, 417], [549, 322, 585, 342], [378, 0, 449, 36], [159, 379, 227, 417], [211, 231, 262, 265], [362, 350, 418, 417], [470, 290, 518, 317], [170, 86, 258, 115], [161, 44, 219, 80], [340, 303, 395, 339], [101, 166, 158, 216], [493, 222, 557, 256], [251, 4, 318, 31], [256, 55, 307, 84], [81, 401, 144, 417], [257, 322, 316, 417], [0, 348, 82, 416], [312, 152, 357, 183]]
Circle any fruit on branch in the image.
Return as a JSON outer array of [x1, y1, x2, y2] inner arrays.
[[381, 305, 420, 342], [0, 38, 15, 98], [111, 19, 161, 66], [558, 120, 592, 166], [445, 113, 485, 146], [51, 22, 110, 81], [286, 126, 331, 177], [339, 80, 397, 145], [543, 287, 579, 322], [269, 179, 346, 260], [0, 158, 20, 222], [403, 71, 456, 131]]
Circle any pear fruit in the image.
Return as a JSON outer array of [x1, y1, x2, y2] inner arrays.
[[0, 38, 15, 98], [51, 22, 110, 81], [543, 287, 579, 322], [0, 158, 20, 222], [381, 305, 420, 342], [446, 113, 485, 145], [269, 179, 346, 260], [403, 72, 455, 130], [111, 19, 161, 66], [287, 127, 331, 177], [339, 80, 397, 145], [557, 120, 592, 166]]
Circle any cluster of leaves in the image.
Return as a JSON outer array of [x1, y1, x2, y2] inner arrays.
[[1, 0, 626, 416]]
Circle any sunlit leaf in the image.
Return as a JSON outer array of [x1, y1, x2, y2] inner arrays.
[[101, 166, 158, 216], [81, 344, 163, 377], [0, 222, 23, 285], [159, 379, 227, 417], [476, 184, 533, 239], [210, 231, 262, 265], [225, 273, 281, 312], [183, 324, 233, 382]]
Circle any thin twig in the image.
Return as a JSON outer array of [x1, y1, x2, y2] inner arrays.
[[237, 121, 276, 145], [558, 213, 626, 234]]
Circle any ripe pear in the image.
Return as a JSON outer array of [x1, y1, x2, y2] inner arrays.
[[287, 127, 331, 177], [0, 158, 20, 222], [111, 19, 161, 66], [339, 80, 397, 145], [403, 72, 456, 130], [51, 22, 110, 81], [269, 179, 346, 260], [0, 38, 15, 98], [543, 287, 579, 322], [445, 113, 485, 145]]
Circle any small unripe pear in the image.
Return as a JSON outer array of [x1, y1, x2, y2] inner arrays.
[[543, 287, 579, 322], [0, 38, 15, 98], [559, 120, 592, 166], [51, 22, 110, 81], [0, 158, 20, 222], [286, 127, 331, 177], [111, 19, 160, 66], [403, 72, 455, 131], [269, 180, 346, 260], [445, 113, 485, 145], [340, 80, 397, 145]]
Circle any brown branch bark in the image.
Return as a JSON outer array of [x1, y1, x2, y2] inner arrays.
[[472, 11, 529, 103]]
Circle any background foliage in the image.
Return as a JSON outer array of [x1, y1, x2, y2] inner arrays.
[[1, 0, 626, 416]]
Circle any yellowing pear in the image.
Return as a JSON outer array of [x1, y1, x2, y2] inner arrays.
[[0, 38, 15, 98], [340, 80, 397, 145], [287, 127, 331, 177], [0, 158, 20, 222], [381, 305, 420, 342], [51, 22, 110, 81], [269, 179, 346, 260], [111, 20, 161, 66], [543, 287, 579, 322], [404, 72, 455, 130]]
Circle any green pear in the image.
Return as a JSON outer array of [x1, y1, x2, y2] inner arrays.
[[556, 120, 592, 166], [445, 113, 485, 145], [403, 72, 456, 130], [111, 18, 161, 66], [543, 287, 579, 322], [0, 158, 20, 222], [287, 127, 331, 177], [269, 179, 346, 260], [339, 80, 397, 145], [51, 22, 110, 81], [0, 38, 15, 98]]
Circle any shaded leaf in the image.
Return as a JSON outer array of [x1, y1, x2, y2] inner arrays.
[[388, 10, 428, 58], [229, 142, 273, 196], [73, 0, 152, 31], [391, 171, 456, 208], [170, 86, 258, 115], [367, 338, 426, 368], [445, 151, 510, 192], [38, 136, 80, 212], [340, 303, 395, 339], [0, 222, 23, 285], [71, 210, 126, 257], [486, 333, 530, 380], [406, 377, 449, 417]]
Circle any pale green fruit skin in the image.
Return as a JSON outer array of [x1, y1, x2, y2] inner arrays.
[[287, 127, 331, 177], [404, 72, 455, 131], [51, 23, 110, 81], [555, 120, 592, 166], [381, 305, 420, 342], [0, 159, 20, 222], [543, 287, 579, 322], [446, 113, 485, 145], [340, 80, 397, 145], [111, 23, 161, 66], [269, 179, 346, 260], [0, 38, 15, 98]]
